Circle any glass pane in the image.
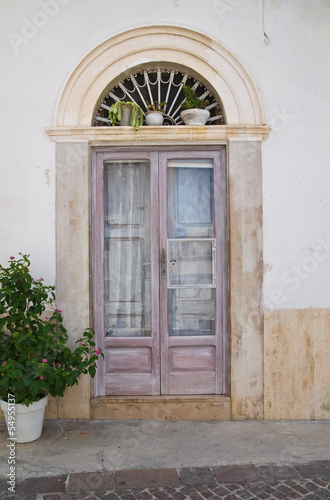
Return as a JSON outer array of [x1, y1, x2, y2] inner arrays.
[[167, 158, 216, 336], [168, 159, 214, 239], [169, 288, 215, 336], [168, 239, 215, 287], [104, 160, 151, 337]]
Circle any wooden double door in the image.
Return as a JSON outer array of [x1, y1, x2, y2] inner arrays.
[[92, 147, 227, 396]]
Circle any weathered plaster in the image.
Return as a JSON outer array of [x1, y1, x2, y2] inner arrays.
[[264, 308, 330, 420], [229, 140, 264, 419], [56, 142, 91, 418]]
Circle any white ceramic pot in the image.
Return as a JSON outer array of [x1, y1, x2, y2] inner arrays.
[[0, 393, 48, 443], [146, 111, 164, 126], [180, 108, 210, 125]]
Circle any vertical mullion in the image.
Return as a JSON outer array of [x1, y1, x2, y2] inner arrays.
[[220, 147, 228, 394], [92, 151, 106, 397], [214, 148, 227, 394], [150, 151, 161, 394], [159, 152, 170, 395]]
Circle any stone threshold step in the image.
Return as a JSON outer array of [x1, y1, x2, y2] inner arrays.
[[90, 395, 231, 420]]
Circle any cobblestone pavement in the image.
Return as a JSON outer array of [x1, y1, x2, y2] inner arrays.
[[0, 461, 329, 500]]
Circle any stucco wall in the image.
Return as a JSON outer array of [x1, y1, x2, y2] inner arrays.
[[1, 0, 329, 307], [1, 0, 329, 420]]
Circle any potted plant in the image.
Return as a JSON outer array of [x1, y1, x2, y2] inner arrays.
[[180, 85, 210, 125], [145, 100, 167, 126], [108, 101, 144, 130], [0, 253, 104, 443]]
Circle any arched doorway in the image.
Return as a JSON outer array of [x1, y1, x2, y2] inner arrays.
[[47, 25, 269, 419]]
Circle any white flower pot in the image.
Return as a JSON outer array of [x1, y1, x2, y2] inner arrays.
[[146, 111, 164, 126], [0, 393, 48, 443], [180, 108, 210, 125]]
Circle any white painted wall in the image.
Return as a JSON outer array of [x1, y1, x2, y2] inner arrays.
[[0, 0, 329, 307]]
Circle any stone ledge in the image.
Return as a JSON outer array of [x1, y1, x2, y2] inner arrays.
[[46, 125, 271, 143], [90, 395, 231, 420]]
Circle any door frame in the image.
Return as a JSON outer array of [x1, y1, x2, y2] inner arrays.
[[91, 145, 228, 397], [51, 133, 265, 419]]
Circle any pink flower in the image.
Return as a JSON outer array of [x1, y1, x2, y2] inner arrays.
[[40, 376, 45, 380], [42, 358, 47, 363], [55, 308, 62, 313], [40, 278, 44, 281], [2, 361, 7, 365], [57, 364, 62, 367], [44, 317, 49, 320], [10, 256, 15, 260], [79, 342, 82, 345], [95, 350, 100, 355]]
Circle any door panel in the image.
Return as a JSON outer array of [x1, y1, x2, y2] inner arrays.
[[160, 151, 225, 395], [92, 151, 160, 396], [170, 345, 215, 371], [92, 148, 226, 397], [106, 347, 152, 373]]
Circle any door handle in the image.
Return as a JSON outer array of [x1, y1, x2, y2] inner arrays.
[[161, 248, 166, 280]]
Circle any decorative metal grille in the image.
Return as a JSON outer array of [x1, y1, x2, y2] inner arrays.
[[93, 69, 225, 126]]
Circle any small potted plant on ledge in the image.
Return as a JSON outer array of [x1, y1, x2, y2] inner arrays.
[[108, 101, 144, 130], [180, 85, 210, 125], [145, 100, 167, 126], [0, 253, 104, 443]]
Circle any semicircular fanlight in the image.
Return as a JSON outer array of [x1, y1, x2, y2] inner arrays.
[[93, 68, 225, 126]]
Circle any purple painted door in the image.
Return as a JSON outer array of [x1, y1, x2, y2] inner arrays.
[[92, 148, 227, 396]]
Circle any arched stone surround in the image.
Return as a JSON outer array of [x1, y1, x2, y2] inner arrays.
[[47, 25, 270, 420], [54, 25, 265, 128]]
